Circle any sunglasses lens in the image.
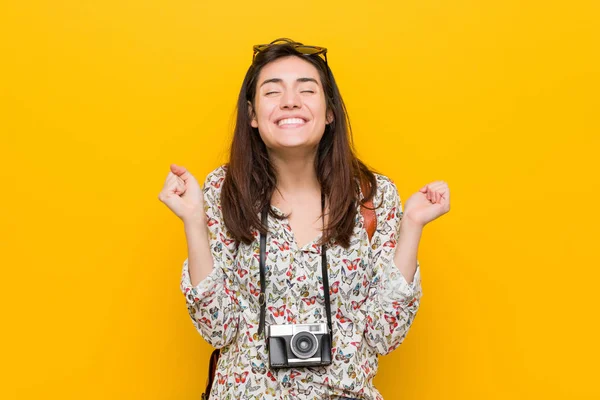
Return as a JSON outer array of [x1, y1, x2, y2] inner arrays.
[[296, 46, 322, 55]]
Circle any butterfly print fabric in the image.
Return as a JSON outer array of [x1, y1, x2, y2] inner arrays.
[[181, 165, 422, 400]]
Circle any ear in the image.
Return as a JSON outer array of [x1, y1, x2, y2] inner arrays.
[[326, 109, 334, 125], [248, 101, 258, 128]]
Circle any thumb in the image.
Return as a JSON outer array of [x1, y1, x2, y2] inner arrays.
[[170, 163, 194, 183]]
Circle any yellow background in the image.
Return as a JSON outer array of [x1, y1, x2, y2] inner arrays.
[[1, 0, 598, 399]]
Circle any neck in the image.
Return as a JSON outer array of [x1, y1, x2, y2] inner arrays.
[[269, 149, 320, 195]]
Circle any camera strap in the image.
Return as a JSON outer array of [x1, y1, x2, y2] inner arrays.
[[258, 192, 332, 337]]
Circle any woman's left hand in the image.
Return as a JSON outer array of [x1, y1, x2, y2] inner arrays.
[[402, 181, 451, 228]]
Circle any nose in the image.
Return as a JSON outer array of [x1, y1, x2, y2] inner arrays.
[[280, 90, 301, 110]]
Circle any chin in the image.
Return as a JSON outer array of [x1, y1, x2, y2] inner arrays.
[[262, 127, 324, 151], [275, 140, 311, 149], [271, 137, 320, 151]]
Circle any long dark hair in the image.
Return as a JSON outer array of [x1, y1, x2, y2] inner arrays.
[[221, 39, 377, 248]]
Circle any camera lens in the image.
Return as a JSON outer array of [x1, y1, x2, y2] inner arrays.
[[290, 331, 318, 359]]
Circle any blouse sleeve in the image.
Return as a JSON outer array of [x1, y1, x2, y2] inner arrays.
[[179, 166, 241, 348], [362, 177, 423, 355]]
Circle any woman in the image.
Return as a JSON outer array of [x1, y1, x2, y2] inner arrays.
[[159, 38, 450, 400]]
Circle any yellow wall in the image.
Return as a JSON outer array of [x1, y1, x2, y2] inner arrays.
[[1, 1, 598, 399]]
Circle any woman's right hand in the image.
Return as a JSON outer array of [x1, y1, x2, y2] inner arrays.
[[158, 164, 205, 224]]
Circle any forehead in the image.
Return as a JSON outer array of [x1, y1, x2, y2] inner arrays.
[[257, 56, 322, 86]]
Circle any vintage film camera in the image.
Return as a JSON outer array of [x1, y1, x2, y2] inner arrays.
[[267, 322, 332, 368]]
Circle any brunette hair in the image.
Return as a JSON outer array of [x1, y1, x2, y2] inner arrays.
[[221, 39, 377, 248]]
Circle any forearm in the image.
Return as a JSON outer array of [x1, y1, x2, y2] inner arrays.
[[184, 219, 215, 286], [364, 216, 423, 354], [393, 217, 423, 284]]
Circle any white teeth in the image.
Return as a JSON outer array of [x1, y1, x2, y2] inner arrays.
[[278, 118, 306, 126]]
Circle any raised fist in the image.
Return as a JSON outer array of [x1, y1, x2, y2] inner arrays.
[[158, 164, 205, 224]]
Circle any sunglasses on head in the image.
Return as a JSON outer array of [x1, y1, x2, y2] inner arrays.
[[252, 38, 328, 66]]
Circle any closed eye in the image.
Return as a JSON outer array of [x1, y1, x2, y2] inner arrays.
[[265, 90, 314, 95]]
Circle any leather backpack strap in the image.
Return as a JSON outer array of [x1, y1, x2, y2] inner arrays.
[[359, 177, 377, 242], [202, 348, 220, 400]]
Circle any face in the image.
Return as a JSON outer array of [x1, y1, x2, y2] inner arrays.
[[249, 56, 333, 154]]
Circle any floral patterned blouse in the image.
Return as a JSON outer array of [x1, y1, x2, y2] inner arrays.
[[180, 165, 422, 400]]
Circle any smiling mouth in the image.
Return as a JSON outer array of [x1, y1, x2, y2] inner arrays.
[[277, 117, 307, 128]]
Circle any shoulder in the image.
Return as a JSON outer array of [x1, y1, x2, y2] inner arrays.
[[372, 172, 401, 204], [202, 164, 228, 206], [203, 164, 228, 188], [370, 173, 403, 235], [202, 164, 228, 193]]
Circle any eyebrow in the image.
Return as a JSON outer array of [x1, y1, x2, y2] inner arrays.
[[259, 77, 319, 88]]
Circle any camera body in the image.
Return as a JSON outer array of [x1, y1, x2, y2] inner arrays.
[[267, 323, 332, 368]]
